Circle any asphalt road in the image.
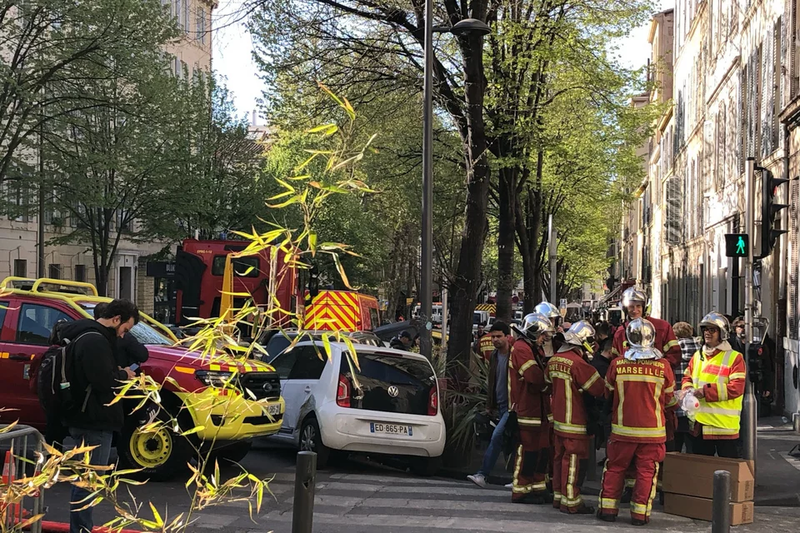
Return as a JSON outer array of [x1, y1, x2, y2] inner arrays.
[[37, 437, 800, 533]]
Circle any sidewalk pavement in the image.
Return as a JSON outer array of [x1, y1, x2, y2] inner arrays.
[[448, 416, 800, 507]]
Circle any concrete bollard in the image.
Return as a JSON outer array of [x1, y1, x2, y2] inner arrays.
[[292, 451, 317, 533], [711, 470, 731, 533]]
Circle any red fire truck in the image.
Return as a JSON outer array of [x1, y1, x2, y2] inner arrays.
[[174, 239, 296, 326], [174, 239, 380, 331]]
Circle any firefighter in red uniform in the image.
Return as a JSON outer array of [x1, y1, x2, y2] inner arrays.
[[612, 287, 680, 498], [598, 318, 677, 526], [546, 321, 606, 514], [508, 313, 555, 504], [611, 288, 681, 368]]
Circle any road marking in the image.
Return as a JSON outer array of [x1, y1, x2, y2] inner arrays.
[[779, 452, 800, 472], [257, 510, 697, 532], [328, 473, 505, 488]]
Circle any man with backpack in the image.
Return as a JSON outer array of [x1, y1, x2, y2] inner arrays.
[[57, 299, 138, 533]]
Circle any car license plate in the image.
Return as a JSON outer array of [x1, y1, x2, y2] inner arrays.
[[267, 404, 281, 416], [370, 423, 412, 436]]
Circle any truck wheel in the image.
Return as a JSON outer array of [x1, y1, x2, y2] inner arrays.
[[299, 417, 330, 469], [118, 412, 191, 481], [209, 441, 252, 466]]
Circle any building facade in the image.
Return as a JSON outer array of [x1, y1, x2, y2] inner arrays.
[[620, 0, 800, 417], [0, 0, 214, 315]]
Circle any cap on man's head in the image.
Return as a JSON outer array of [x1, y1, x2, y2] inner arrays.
[[400, 331, 413, 340]]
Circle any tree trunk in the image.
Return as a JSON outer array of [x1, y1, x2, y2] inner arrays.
[[446, 31, 490, 383], [530, 150, 545, 306], [495, 165, 515, 323]]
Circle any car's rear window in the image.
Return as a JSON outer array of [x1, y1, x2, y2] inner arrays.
[[340, 351, 435, 415], [345, 352, 434, 383]]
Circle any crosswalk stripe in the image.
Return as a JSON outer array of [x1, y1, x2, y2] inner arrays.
[[316, 481, 508, 497], [328, 473, 503, 488], [258, 510, 696, 531]]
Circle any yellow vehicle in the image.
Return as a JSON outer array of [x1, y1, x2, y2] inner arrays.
[[0, 277, 284, 480]]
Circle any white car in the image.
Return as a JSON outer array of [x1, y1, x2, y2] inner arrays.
[[267, 341, 445, 475]]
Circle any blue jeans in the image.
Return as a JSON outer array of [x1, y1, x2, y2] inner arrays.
[[69, 428, 113, 533], [478, 409, 509, 476]]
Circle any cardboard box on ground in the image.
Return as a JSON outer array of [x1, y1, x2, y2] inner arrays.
[[664, 494, 754, 525], [662, 452, 755, 525]]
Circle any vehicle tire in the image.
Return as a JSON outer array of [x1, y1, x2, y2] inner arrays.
[[411, 456, 441, 477], [118, 411, 191, 481], [209, 441, 252, 466], [299, 417, 331, 469]]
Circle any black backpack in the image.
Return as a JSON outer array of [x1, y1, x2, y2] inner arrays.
[[37, 330, 102, 417]]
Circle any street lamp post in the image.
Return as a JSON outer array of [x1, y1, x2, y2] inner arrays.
[[419, 9, 490, 359]]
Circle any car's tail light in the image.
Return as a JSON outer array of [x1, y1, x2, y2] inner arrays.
[[428, 387, 438, 416], [337, 374, 351, 408]]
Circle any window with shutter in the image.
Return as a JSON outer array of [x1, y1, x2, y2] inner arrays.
[[747, 51, 758, 159], [794, 0, 800, 97], [790, 179, 799, 338], [761, 37, 773, 157], [665, 176, 683, 245], [741, 66, 748, 170], [717, 105, 726, 191], [774, 19, 782, 149]]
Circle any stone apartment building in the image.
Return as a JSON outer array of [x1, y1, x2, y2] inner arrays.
[[0, 0, 214, 315], [621, 0, 800, 417]]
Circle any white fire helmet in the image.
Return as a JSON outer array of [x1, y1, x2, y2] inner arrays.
[[623, 318, 663, 361]]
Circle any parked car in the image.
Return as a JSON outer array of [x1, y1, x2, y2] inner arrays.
[[267, 341, 445, 474], [0, 277, 285, 480]]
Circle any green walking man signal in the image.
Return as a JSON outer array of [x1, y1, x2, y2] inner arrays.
[[725, 233, 749, 257]]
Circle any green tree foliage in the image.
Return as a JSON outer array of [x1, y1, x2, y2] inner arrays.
[[259, 80, 467, 318], [155, 81, 276, 241], [0, 0, 179, 183], [249, 0, 658, 365]]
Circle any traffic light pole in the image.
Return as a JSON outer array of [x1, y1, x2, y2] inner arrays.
[[743, 158, 758, 468]]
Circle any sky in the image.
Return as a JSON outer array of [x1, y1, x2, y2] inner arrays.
[[212, 0, 675, 123]]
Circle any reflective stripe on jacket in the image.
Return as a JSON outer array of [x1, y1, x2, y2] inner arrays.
[[681, 349, 745, 438], [545, 348, 606, 439], [509, 339, 550, 428], [606, 358, 676, 443]]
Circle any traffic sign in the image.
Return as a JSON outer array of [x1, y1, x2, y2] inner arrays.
[[725, 233, 749, 257]]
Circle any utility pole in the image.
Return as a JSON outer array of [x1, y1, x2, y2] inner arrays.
[[549, 214, 557, 303], [742, 158, 757, 467], [441, 287, 448, 351], [418, 0, 434, 359], [37, 110, 45, 278]]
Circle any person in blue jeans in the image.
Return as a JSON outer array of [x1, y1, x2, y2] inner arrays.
[[60, 299, 139, 533], [468, 321, 512, 488]]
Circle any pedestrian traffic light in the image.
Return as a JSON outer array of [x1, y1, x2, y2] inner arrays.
[[757, 168, 789, 258], [725, 234, 749, 258]]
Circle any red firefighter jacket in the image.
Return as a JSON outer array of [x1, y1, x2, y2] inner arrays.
[[545, 347, 605, 439], [612, 317, 681, 368], [477, 333, 495, 360], [509, 338, 551, 429], [605, 358, 677, 443]]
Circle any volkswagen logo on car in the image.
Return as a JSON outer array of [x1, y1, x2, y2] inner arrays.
[[387, 385, 399, 398]]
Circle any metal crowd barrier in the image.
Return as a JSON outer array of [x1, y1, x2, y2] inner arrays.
[[1, 424, 45, 533]]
